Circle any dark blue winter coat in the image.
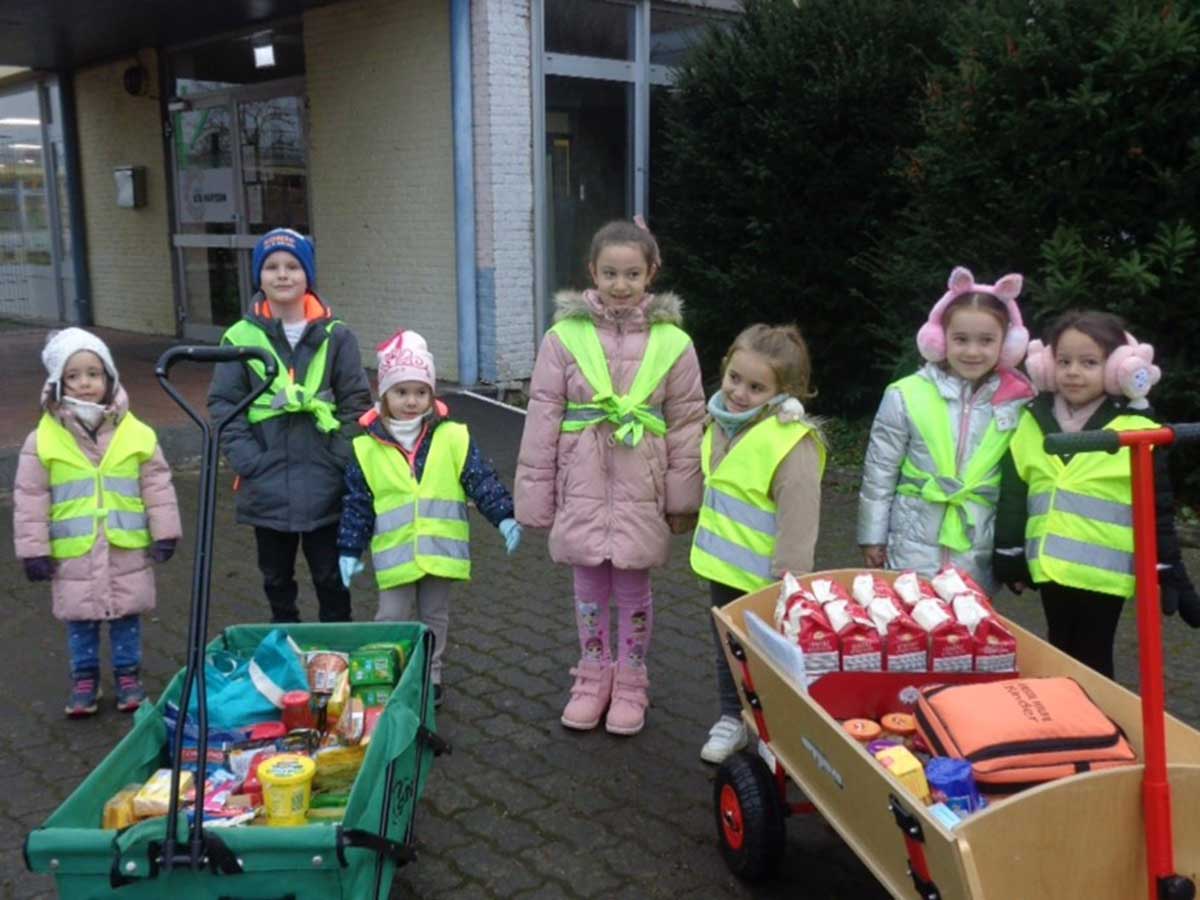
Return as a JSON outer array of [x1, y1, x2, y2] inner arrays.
[[337, 407, 515, 557]]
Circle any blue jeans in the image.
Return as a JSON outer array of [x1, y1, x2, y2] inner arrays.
[[67, 615, 141, 677]]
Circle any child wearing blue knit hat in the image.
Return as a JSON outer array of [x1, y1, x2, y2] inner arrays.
[[208, 227, 372, 622]]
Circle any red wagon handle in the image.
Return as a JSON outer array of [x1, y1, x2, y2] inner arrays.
[[1044, 423, 1200, 900]]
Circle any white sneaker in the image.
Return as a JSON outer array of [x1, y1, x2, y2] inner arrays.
[[700, 715, 748, 764]]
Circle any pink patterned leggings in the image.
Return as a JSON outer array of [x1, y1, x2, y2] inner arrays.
[[572, 562, 653, 669]]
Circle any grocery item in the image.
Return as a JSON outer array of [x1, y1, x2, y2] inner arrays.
[[282, 690, 314, 731], [361, 706, 384, 745], [102, 783, 142, 829], [926, 801, 963, 829], [823, 598, 882, 672], [873, 745, 931, 803], [327, 669, 350, 721], [777, 593, 840, 685], [248, 721, 288, 742], [925, 757, 984, 816], [934, 565, 1018, 672], [866, 736, 905, 756], [915, 678, 1137, 792], [349, 644, 402, 687], [906, 588, 973, 673], [336, 697, 366, 743], [258, 754, 317, 827], [352, 683, 393, 709], [843, 718, 882, 742], [132, 769, 195, 819], [881, 712, 917, 739], [852, 574, 928, 672], [306, 651, 349, 695], [313, 742, 367, 792]]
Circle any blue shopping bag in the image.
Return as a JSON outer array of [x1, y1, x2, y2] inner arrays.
[[185, 628, 309, 729]]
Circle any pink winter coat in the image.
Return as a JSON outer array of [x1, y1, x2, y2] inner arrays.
[[515, 289, 705, 569], [12, 386, 182, 622]]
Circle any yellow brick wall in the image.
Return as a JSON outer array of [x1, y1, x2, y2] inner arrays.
[[303, 0, 459, 378], [74, 52, 175, 334]]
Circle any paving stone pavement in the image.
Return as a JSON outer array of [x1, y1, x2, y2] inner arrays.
[[2, 394, 1199, 899]]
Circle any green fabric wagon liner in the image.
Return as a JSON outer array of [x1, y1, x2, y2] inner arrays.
[[26, 621, 437, 900]]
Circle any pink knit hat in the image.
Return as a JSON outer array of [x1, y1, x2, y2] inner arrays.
[[376, 330, 436, 394]]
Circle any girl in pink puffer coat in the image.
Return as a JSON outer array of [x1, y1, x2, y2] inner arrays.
[[516, 219, 705, 737], [12, 329, 181, 718]]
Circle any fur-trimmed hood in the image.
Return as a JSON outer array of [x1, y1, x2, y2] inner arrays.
[[552, 288, 685, 329]]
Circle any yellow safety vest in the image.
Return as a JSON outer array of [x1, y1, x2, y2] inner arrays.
[[690, 417, 825, 592], [892, 374, 1016, 553], [36, 412, 157, 559], [221, 319, 343, 433], [550, 317, 692, 447], [1009, 409, 1156, 598], [353, 422, 472, 588]]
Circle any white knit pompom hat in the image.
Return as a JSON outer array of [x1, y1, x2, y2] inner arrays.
[[41, 328, 119, 402]]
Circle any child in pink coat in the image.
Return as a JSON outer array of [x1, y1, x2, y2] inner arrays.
[[12, 329, 181, 718], [515, 218, 705, 736]]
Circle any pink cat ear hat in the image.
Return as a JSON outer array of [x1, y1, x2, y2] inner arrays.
[[916, 266, 1030, 369]]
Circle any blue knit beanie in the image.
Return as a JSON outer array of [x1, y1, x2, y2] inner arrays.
[[251, 228, 316, 291]]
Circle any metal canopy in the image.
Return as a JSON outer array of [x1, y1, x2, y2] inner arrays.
[[0, 0, 341, 70]]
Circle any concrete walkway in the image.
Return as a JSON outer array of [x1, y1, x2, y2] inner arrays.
[[2, 331, 1200, 898]]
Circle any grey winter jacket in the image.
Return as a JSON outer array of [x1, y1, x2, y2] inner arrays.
[[207, 293, 372, 531], [857, 362, 1033, 593]]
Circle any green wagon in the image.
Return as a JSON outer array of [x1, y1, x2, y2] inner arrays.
[[24, 346, 447, 899]]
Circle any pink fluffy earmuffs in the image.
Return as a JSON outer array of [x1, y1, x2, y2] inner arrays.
[[916, 266, 1029, 369], [1025, 332, 1161, 406]]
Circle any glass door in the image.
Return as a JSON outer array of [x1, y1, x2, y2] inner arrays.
[[171, 79, 308, 341]]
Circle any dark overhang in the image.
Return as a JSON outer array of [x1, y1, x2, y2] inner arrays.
[[0, 0, 341, 71]]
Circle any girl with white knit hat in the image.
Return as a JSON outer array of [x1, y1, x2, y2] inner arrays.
[[12, 328, 181, 717]]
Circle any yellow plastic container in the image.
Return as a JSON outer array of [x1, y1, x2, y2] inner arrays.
[[257, 754, 317, 827]]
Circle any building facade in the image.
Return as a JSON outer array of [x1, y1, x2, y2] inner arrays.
[[0, 0, 736, 384]]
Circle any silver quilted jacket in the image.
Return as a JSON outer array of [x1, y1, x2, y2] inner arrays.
[[857, 363, 1030, 593]]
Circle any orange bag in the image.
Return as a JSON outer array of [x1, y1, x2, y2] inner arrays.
[[914, 677, 1137, 792]]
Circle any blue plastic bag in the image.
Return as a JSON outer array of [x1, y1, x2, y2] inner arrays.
[[185, 628, 309, 730]]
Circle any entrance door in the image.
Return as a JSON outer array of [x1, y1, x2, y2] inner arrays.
[[170, 79, 309, 341]]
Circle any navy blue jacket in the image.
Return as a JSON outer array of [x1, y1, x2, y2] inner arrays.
[[337, 408, 515, 557]]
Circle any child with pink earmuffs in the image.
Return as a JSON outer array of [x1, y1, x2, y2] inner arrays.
[[994, 308, 1200, 678], [858, 266, 1036, 593]]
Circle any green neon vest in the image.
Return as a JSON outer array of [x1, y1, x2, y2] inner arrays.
[[550, 317, 692, 447], [1009, 409, 1157, 598], [221, 319, 343, 433], [36, 412, 156, 559], [352, 422, 472, 588], [690, 417, 826, 592], [892, 374, 1016, 554]]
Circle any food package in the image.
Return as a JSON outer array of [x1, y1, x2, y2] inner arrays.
[[874, 745, 931, 804], [349, 643, 404, 687], [102, 783, 142, 830], [306, 651, 349, 695], [776, 583, 839, 685], [893, 570, 941, 609], [132, 769, 195, 819], [326, 669, 351, 721], [807, 577, 854, 607], [312, 742, 367, 792], [933, 566, 1018, 672], [852, 574, 928, 672], [336, 696, 366, 743], [352, 683, 393, 709], [906, 590, 974, 672], [360, 706, 384, 746], [823, 598, 883, 672]]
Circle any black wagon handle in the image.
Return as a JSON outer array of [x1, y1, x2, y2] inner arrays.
[[153, 343, 275, 874], [1045, 422, 1200, 456]]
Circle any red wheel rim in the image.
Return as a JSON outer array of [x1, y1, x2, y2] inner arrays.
[[719, 784, 745, 850]]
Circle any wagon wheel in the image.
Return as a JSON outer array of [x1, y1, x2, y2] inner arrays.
[[714, 751, 786, 880]]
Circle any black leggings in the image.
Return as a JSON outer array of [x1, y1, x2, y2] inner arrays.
[[1039, 582, 1126, 679]]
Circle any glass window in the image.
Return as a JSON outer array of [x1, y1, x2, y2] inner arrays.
[[0, 86, 58, 320], [546, 0, 635, 60], [169, 21, 305, 97], [651, 6, 720, 66], [173, 105, 236, 236], [239, 96, 308, 234], [545, 76, 631, 305]]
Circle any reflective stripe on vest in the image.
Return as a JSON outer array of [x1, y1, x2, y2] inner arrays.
[[690, 417, 826, 593], [221, 318, 342, 433], [36, 412, 156, 559], [891, 374, 1015, 553], [1009, 410, 1156, 597], [352, 422, 472, 588], [550, 317, 691, 446]]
